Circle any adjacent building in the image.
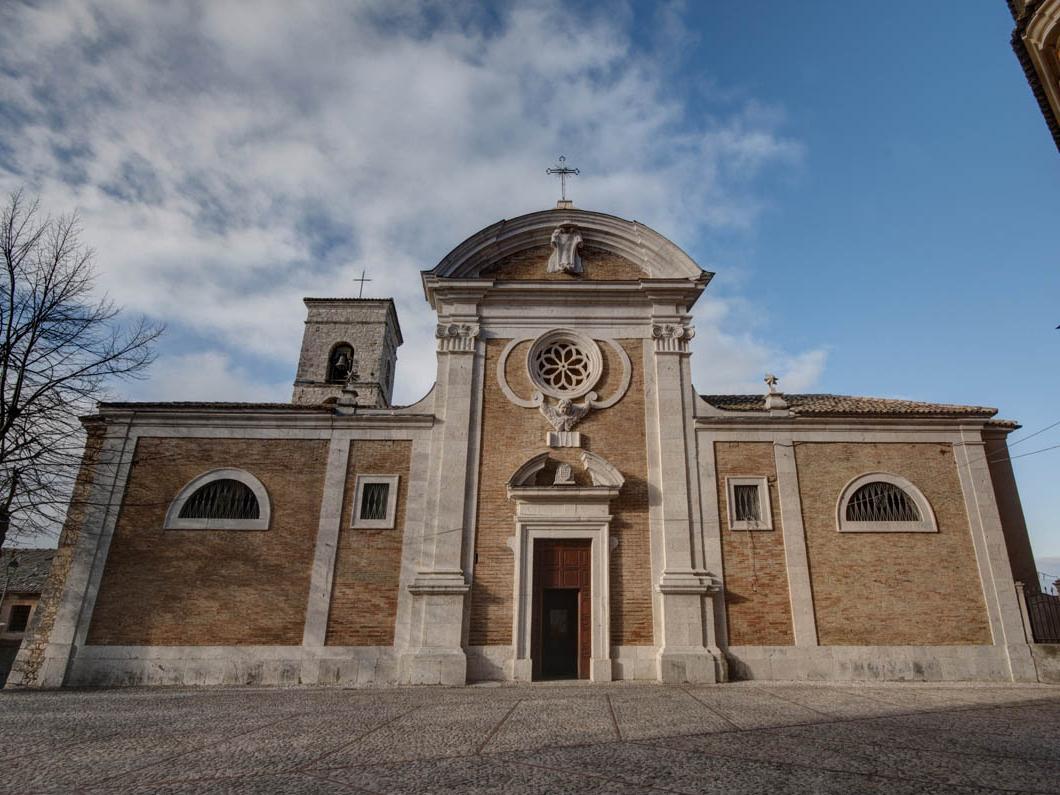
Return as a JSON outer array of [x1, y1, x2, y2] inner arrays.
[[1, 549, 55, 685], [1009, 0, 1060, 150]]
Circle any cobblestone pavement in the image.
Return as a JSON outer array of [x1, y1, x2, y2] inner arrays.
[[2, 681, 1058, 794]]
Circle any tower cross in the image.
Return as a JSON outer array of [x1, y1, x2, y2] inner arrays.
[[353, 269, 372, 299], [546, 155, 580, 202]]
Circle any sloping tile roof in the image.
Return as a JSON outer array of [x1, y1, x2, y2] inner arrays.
[[700, 393, 998, 418], [0, 548, 56, 594]]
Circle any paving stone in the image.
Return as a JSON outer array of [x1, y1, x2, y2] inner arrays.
[[646, 725, 1060, 792], [92, 772, 362, 794], [317, 755, 658, 794], [0, 683, 1056, 794], [681, 685, 825, 728], [108, 704, 410, 787], [767, 718, 1060, 763], [760, 685, 909, 718], [4, 714, 282, 791], [482, 694, 619, 753], [605, 688, 734, 739], [312, 699, 518, 767], [502, 741, 994, 795]]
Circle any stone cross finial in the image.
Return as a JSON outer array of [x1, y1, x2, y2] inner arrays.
[[764, 373, 780, 394]]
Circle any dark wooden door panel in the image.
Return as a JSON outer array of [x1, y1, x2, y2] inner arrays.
[[533, 539, 592, 680]]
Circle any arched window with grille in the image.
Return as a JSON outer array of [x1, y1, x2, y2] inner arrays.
[[327, 343, 354, 384], [836, 474, 936, 533], [164, 469, 271, 530]]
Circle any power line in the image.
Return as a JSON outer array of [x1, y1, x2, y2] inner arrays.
[[993, 442, 1060, 463], [1006, 418, 1060, 449]]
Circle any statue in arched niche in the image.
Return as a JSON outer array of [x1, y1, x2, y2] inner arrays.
[[547, 224, 583, 274]]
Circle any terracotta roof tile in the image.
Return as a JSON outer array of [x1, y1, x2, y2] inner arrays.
[[1, 548, 55, 594], [700, 393, 998, 418]]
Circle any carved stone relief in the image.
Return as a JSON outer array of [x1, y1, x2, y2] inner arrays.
[[436, 323, 479, 353], [497, 330, 632, 447]]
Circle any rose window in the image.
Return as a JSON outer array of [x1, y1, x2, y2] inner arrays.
[[527, 330, 602, 399]]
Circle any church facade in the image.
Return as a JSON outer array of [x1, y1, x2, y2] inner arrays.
[[8, 208, 1045, 688]]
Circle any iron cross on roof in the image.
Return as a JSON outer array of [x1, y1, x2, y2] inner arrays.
[[546, 155, 579, 202], [353, 269, 372, 298]]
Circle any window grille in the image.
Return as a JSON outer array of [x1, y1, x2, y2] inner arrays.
[[7, 604, 31, 633], [845, 481, 921, 523], [179, 479, 260, 520], [360, 482, 390, 521], [733, 484, 761, 523]]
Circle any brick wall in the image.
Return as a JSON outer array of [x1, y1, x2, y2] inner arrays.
[[86, 437, 328, 646], [469, 337, 653, 647], [325, 440, 411, 645], [482, 245, 644, 280], [795, 442, 991, 645], [7, 423, 105, 686], [715, 441, 795, 646]]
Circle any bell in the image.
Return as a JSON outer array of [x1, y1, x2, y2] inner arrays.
[[335, 352, 350, 370]]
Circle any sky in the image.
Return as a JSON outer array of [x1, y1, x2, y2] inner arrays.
[[1, 1, 1058, 576]]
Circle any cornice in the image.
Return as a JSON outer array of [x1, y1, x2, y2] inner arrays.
[[91, 406, 435, 430]]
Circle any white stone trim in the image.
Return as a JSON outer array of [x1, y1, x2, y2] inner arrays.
[[66, 644, 399, 687], [510, 515, 612, 683], [496, 336, 540, 408], [724, 476, 773, 531], [694, 432, 729, 649], [427, 208, 707, 280], [496, 334, 632, 412], [773, 437, 818, 648], [836, 473, 937, 533], [301, 437, 352, 653], [163, 468, 271, 531], [726, 644, 1017, 682], [954, 430, 1038, 682], [589, 338, 632, 409], [351, 474, 400, 530]]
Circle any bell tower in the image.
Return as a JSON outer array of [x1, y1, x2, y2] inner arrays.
[[291, 298, 402, 407]]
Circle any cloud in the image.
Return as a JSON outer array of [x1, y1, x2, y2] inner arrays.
[[120, 351, 291, 404], [0, 0, 819, 403]]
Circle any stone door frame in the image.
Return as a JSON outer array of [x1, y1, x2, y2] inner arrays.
[[510, 509, 612, 683]]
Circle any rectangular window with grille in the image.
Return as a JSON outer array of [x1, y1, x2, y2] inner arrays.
[[360, 483, 390, 521], [733, 484, 761, 522], [352, 475, 400, 529], [726, 477, 773, 531], [7, 604, 31, 633]]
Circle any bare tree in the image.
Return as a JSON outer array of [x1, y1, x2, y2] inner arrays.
[[0, 190, 163, 549]]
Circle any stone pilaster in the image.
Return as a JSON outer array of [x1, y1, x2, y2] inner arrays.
[[398, 320, 480, 685], [955, 429, 1038, 682], [648, 320, 724, 683], [773, 435, 818, 647], [7, 419, 133, 688], [299, 436, 352, 683]]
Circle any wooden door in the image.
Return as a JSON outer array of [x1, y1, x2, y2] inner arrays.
[[532, 539, 591, 680]]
